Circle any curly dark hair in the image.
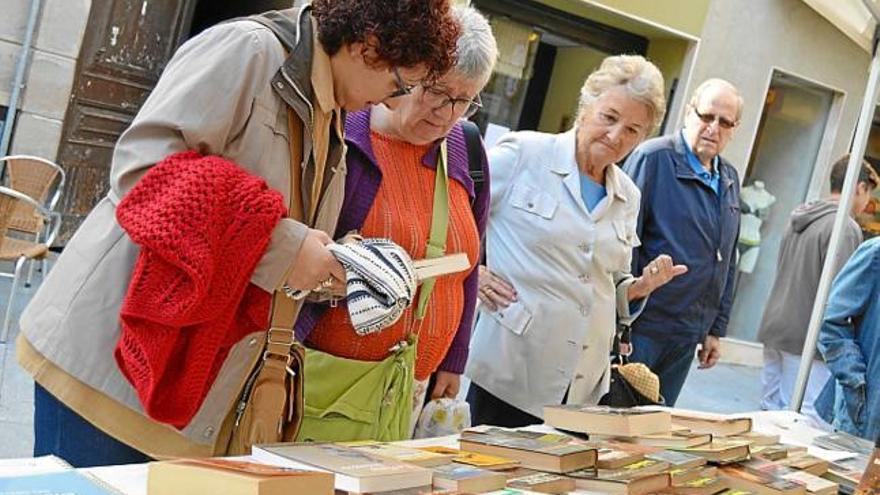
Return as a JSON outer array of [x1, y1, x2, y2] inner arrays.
[[311, 0, 459, 81]]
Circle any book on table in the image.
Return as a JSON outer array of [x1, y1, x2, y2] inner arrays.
[[543, 405, 672, 436], [457, 431, 596, 473], [147, 458, 335, 495], [337, 441, 455, 468], [824, 460, 865, 493], [593, 441, 649, 469], [590, 430, 713, 449], [751, 443, 808, 461], [728, 431, 781, 447], [670, 465, 718, 484], [645, 449, 707, 471], [664, 409, 753, 437], [0, 470, 121, 495], [566, 463, 671, 495], [415, 446, 520, 470], [251, 443, 432, 494], [671, 439, 751, 464], [777, 453, 828, 476], [734, 458, 838, 495], [782, 469, 838, 495], [504, 469, 576, 494], [719, 464, 806, 495], [673, 474, 730, 495], [429, 463, 506, 493], [459, 426, 572, 444]]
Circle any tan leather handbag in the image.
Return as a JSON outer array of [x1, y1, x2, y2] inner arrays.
[[225, 110, 307, 455]]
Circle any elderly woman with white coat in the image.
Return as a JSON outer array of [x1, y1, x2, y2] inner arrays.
[[465, 55, 687, 427]]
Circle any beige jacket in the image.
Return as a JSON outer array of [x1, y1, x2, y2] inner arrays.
[[17, 7, 346, 457]]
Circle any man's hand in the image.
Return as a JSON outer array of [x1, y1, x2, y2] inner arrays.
[[628, 254, 688, 301], [286, 229, 345, 291], [430, 371, 461, 400], [698, 334, 721, 369], [478, 265, 517, 312]]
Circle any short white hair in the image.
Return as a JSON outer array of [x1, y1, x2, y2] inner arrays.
[[577, 54, 666, 130], [451, 6, 497, 83], [689, 78, 744, 120]]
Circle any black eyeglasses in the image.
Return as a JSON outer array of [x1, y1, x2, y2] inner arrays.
[[420, 85, 483, 118], [693, 107, 737, 129], [387, 67, 416, 99]]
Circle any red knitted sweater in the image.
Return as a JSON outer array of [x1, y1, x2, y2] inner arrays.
[[115, 151, 285, 429]]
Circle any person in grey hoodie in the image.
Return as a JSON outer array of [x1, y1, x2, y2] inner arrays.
[[757, 155, 877, 423]]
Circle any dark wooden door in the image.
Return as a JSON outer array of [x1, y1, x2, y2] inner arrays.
[[55, 0, 196, 241]]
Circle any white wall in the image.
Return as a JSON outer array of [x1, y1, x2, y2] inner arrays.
[[686, 0, 870, 180], [1, 0, 91, 159]]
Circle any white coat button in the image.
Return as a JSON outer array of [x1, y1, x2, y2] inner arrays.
[[203, 426, 215, 438], [579, 242, 589, 252], [248, 337, 258, 347], [578, 274, 590, 283], [579, 306, 589, 316]]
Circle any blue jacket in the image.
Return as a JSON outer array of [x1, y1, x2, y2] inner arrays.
[[623, 134, 741, 344], [815, 237, 880, 441]]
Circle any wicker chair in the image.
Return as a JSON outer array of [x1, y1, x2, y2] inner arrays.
[[0, 186, 61, 342], [0, 155, 65, 286]]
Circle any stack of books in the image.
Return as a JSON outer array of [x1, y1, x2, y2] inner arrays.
[[251, 443, 434, 494], [457, 427, 597, 474], [536, 405, 845, 495], [215, 405, 860, 494]]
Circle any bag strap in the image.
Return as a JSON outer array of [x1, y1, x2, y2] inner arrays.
[[460, 120, 484, 206], [611, 322, 632, 366], [413, 139, 450, 320], [263, 110, 306, 361]]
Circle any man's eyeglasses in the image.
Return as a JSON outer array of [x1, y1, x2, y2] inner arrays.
[[388, 67, 416, 99], [420, 85, 483, 118], [693, 107, 737, 130]]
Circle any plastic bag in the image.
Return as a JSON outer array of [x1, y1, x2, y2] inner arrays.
[[413, 398, 471, 439]]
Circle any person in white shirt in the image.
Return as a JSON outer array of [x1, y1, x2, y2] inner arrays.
[[465, 55, 686, 426]]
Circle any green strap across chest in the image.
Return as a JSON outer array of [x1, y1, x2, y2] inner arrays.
[[414, 139, 450, 320]]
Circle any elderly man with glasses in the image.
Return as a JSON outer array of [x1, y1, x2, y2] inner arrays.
[[622, 78, 744, 405]]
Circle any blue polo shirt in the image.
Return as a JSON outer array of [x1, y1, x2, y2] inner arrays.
[[681, 131, 720, 195], [579, 173, 607, 212]]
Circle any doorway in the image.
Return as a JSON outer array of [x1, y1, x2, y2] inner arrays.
[[726, 70, 842, 342], [53, 0, 294, 241]]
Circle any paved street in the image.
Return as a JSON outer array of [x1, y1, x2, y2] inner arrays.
[[0, 257, 761, 459]]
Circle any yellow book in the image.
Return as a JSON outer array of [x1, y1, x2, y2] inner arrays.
[[417, 446, 521, 470]]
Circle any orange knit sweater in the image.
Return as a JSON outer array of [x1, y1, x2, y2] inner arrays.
[[306, 131, 479, 380]]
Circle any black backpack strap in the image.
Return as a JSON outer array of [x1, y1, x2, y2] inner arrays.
[[460, 120, 484, 205]]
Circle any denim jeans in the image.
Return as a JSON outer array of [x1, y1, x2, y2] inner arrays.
[[629, 333, 698, 406], [33, 383, 152, 468]]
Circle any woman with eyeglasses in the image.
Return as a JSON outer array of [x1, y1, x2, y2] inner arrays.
[[17, 0, 461, 467], [465, 55, 687, 427], [294, 6, 497, 438]]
